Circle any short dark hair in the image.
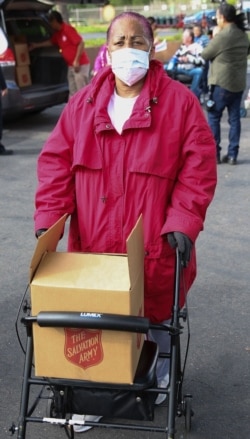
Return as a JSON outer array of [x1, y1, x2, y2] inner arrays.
[[218, 3, 236, 22], [147, 16, 156, 25], [193, 24, 203, 33], [48, 10, 63, 24], [218, 2, 247, 31]]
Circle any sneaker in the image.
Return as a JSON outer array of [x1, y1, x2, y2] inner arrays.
[[155, 392, 167, 405], [222, 154, 237, 165], [0, 143, 13, 155], [228, 157, 237, 165], [72, 414, 102, 433], [155, 373, 169, 405]]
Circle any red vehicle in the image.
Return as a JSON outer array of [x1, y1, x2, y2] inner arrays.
[[175, 14, 185, 29]]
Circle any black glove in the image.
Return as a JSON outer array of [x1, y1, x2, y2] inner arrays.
[[35, 228, 48, 238], [166, 232, 193, 267]]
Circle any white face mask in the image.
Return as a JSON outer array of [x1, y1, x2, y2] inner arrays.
[[110, 47, 150, 86]]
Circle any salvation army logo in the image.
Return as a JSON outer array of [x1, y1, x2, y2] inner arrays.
[[64, 328, 103, 369]]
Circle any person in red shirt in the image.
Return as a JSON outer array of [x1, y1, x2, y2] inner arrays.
[[29, 11, 90, 96]]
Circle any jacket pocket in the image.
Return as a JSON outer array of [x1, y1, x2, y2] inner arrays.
[[72, 138, 103, 171], [128, 133, 181, 179], [129, 158, 177, 181]]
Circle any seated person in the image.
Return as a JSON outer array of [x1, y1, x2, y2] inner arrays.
[[165, 28, 205, 99], [193, 25, 210, 98], [193, 24, 210, 47]]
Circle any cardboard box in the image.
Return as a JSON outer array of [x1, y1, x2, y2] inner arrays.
[[10, 35, 27, 44], [16, 65, 31, 87], [14, 43, 30, 66], [30, 214, 145, 384]]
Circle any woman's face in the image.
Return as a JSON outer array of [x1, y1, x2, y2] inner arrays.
[[107, 17, 152, 55]]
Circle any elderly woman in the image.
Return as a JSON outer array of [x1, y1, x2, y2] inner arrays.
[[34, 12, 217, 431]]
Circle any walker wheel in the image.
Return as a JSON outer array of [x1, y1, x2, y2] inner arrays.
[[46, 391, 57, 418], [46, 389, 65, 418], [184, 395, 193, 432], [46, 390, 74, 438]]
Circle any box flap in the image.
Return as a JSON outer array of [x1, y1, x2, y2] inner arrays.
[[30, 214, 68, 282], [126, 215, 144, 289], [32, 252, 130, 291]]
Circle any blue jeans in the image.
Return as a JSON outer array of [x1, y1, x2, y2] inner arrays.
[[201, 61, 209, 94], [176, 66, 204, 98], [207, 85, 243, 160]]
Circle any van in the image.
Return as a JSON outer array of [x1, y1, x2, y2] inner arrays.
[[0, 0, 69, 119]]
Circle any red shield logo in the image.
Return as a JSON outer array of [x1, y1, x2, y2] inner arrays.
[[64, 328, 104, 370]]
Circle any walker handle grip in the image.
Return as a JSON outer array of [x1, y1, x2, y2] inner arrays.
[[34, 311, 151, 334]]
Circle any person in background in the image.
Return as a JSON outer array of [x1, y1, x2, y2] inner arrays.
[[207, 28, 213, 39], [202, 3, 250, 164], [193, 24, 210, 102], [166, 28, 205, 100], [29, 10, 90, 97], [0, 66, 12, 155], [193, 24, 209, 47], [207, 26, 221, 39], [201, 13, 208, 32], [92, 43, 110, 76], [147, 16, 160, 45], [34, 12, 217, 431]]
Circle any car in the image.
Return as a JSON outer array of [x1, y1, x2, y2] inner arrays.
[[0, 0, 69, 120], [183, 9, 216, 29]]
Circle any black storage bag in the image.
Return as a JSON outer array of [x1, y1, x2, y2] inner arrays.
[[64, 384, 157, 421]]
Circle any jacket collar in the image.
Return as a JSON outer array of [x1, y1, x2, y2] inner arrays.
[[88, 59, 168, 102], [86, 60, 170, 131]]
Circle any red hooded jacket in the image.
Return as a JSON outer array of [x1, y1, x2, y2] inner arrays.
[[35, 60, 217, 323]]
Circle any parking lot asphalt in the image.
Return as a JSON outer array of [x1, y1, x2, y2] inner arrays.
[[0, 100, 249, 439]]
